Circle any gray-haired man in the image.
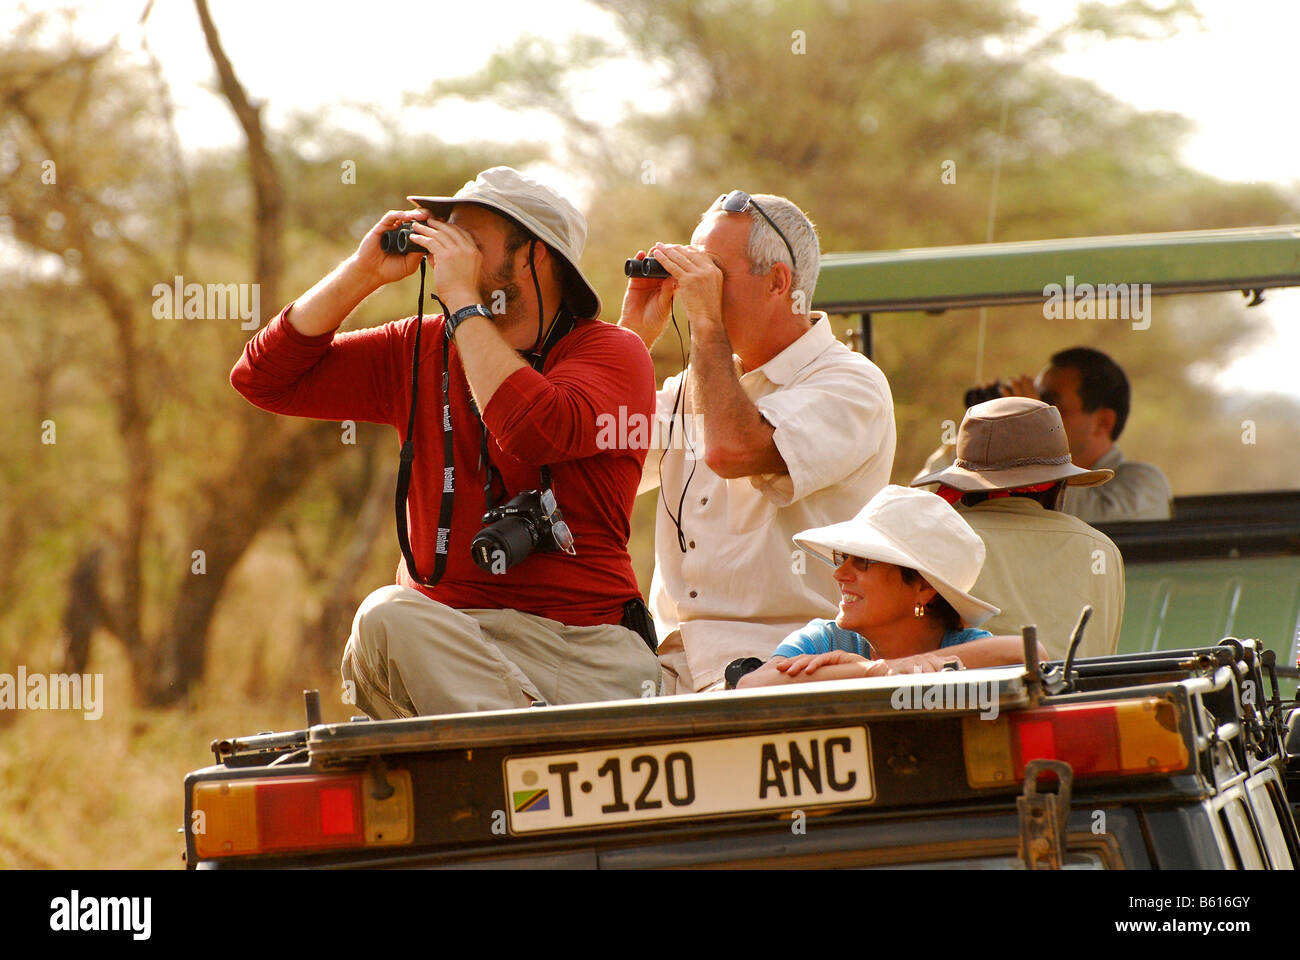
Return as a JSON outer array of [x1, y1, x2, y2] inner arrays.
[[620, 191, 896, 693]]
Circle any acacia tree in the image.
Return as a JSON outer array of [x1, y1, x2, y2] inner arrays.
[[0, 15, 341, 702], [0, 6, 526, 703]]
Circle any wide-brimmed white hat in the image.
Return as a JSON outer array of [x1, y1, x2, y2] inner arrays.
[[408, 166, 601, 320], [793, 485, 1000, 627]]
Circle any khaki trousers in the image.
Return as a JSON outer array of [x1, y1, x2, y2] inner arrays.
[[341, 585, 661, 719], [656, 630, 725, 695]]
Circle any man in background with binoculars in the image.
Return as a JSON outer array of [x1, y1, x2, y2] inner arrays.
[[231, 166, 660, 717], [917, 346, 1172, 523]]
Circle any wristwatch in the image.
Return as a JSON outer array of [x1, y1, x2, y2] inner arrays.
[[446, 303, 492, 338]]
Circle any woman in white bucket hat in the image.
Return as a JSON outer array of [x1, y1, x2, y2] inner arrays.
[[737, 486, 1043, 688]]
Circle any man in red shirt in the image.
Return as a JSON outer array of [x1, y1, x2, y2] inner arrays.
[[231, 167, 659, 717]]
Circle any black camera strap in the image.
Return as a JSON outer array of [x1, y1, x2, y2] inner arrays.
[[395, 259, 453, 587], [657, 304, 697, 553], [394, 257, 575, 586]]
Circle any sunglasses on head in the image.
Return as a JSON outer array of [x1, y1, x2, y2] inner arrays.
[[718, 190, 798, 272], [831, 551, 882, 572]]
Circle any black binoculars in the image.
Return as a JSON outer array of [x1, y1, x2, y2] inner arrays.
[[624, 256, 670, 279], [380, 223, 422, 256]]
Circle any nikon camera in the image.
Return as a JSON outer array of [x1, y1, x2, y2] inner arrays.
[[471, 489, 575, 573]]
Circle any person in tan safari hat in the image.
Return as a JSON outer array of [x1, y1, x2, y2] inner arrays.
[[910, 396, 1126, 659], [232, 166, 661, 718], [914, 347, 1171, 522], [737, 485, 1042, 689]]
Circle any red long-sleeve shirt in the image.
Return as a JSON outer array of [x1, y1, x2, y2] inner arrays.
[[231, 305, 655, 626]]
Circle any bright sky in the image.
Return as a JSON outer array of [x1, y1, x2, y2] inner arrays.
[[5, 0, 1298, 396], [1023, 0, 1300, 397]]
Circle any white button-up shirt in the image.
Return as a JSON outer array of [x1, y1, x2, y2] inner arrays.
[[641, 313, 896, 689]]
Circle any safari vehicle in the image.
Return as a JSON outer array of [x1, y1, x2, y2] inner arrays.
[[183, 225, 1300, 869], [814, 223, 1300, 670], [183, 636, 1299, 868]]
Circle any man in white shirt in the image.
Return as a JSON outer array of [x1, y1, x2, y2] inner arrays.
[[619, 191, 895, 693]]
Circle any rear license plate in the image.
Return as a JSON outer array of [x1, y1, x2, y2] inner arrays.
[[504, 726, 872, 834]]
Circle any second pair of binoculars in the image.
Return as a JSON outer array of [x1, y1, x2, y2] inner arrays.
[[623, 256, 670, 279]]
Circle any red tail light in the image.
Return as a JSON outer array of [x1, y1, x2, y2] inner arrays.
[[192, 770, 411, 859], [964, 698, 1189, 787], [256, 776, 364, 851]]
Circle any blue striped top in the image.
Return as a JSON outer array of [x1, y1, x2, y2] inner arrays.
[[772, 618, 991, 660]]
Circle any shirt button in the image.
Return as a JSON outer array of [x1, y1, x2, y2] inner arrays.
[[689, 590, 698, 598], [688, 540, 696, 549], [700, 497, 708, 506]]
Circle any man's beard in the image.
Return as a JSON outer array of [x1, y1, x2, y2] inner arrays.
[[479, 262, 523, 321]]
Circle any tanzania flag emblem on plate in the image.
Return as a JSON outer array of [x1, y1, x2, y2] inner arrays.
[[513, 789, 549, 813]]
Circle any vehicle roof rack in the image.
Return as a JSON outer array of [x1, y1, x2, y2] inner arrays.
[[814, 224, 1300, 314]]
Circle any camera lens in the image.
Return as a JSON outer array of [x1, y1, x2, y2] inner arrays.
[[471, 516, 539, 573]]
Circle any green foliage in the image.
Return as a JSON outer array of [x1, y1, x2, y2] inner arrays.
[[429, 0, 1299, 584]]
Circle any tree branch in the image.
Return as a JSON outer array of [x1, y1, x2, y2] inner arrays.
[[193, 0, 283, 314]]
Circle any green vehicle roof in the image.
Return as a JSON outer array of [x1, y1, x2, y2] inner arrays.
[[814, 224, 1300, 314]]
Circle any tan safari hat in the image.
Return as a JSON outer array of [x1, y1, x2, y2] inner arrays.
[[793, 485, 1001, 628], [911, 397, 1114, 492], [408, 166, 601, 320]]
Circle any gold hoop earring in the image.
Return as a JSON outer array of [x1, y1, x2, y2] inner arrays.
[[914, 602, 926, 619]]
